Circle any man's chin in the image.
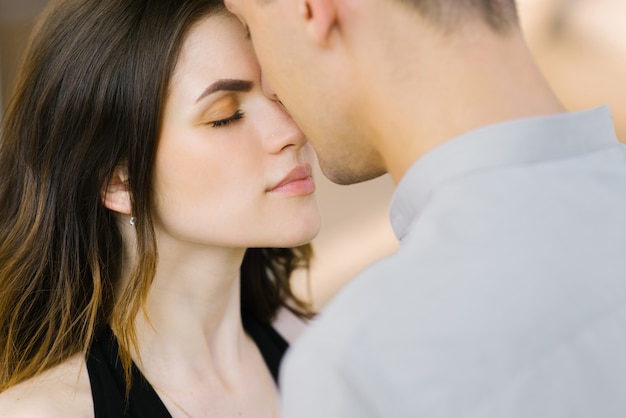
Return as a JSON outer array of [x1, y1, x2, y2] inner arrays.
[[319, 161, 387, 186]]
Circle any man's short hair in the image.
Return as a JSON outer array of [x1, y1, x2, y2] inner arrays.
[[399, 0, 519, 32]]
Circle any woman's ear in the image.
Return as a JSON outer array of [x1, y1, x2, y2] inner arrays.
[[301, 0, 338, 46], [101, 165, 132, 215]]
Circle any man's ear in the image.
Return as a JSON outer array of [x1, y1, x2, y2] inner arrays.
[[101, 165, 132, 215], [300, 0, 338, 46]]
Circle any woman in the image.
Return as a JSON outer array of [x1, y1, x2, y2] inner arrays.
[[0, 0, 320, 416]]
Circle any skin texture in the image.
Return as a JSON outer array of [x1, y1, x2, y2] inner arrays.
[[0, 14, 320, 418]]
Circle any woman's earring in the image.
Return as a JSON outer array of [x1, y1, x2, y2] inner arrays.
[[129, 216, 137, 226]]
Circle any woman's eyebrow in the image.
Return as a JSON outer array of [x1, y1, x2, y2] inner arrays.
[[196, 79, 253, 102]]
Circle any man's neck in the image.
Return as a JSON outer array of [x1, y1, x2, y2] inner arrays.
[[350, 10, 565, 183]]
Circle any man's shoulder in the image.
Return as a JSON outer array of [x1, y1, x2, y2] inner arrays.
[[294, 233, 626, 364], [0, 354, 93, 418]]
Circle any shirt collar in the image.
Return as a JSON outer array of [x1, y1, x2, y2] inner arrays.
[[390, 106, 619, 240]]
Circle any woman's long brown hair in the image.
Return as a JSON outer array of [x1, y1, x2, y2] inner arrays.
[[0, 0, 312, 392]]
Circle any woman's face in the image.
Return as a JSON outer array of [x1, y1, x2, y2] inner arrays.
[[153, 13, 320, 249]]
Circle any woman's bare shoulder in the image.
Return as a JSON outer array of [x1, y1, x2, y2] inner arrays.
[[0, 353, 93, 418]]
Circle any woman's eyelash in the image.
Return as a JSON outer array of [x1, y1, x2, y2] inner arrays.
[[211, 110, 245, 128]]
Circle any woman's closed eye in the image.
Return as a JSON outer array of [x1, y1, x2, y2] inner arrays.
[[211, 109, 245, 128]]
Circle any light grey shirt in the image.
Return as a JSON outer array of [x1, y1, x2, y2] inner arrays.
[[281, 107, 626, 418]]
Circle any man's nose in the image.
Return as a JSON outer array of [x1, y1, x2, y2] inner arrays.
[[261, 71, 279, 102]]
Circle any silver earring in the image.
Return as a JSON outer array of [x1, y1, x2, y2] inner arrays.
[[129, 216, 137, 226]]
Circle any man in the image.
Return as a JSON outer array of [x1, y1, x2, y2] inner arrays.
[[225, 0, 626, 416]]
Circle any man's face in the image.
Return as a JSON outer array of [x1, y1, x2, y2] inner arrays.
[[225, 0, 333, 176], [224, 0, 295, 113], [224, 1, 320, 136], [225, 0, 388, 184]]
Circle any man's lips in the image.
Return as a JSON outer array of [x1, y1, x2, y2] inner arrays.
[[267, 164, 315, 194]]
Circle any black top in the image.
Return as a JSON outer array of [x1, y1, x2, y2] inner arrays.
[[86, 314, 288, 418]]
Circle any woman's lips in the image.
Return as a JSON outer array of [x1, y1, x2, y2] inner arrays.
[[267, 164, 316, 195]]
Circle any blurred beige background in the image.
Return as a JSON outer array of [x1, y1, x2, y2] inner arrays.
[[0, 0, 49, 117], [2, 0, 625, 310]]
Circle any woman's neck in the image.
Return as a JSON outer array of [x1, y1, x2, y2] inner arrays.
[[116, 232, 279, 417], [130, 240, 250, 382]]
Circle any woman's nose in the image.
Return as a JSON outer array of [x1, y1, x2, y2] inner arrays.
[[258, 80, 307, 154], [261, 100, 308, 154]]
